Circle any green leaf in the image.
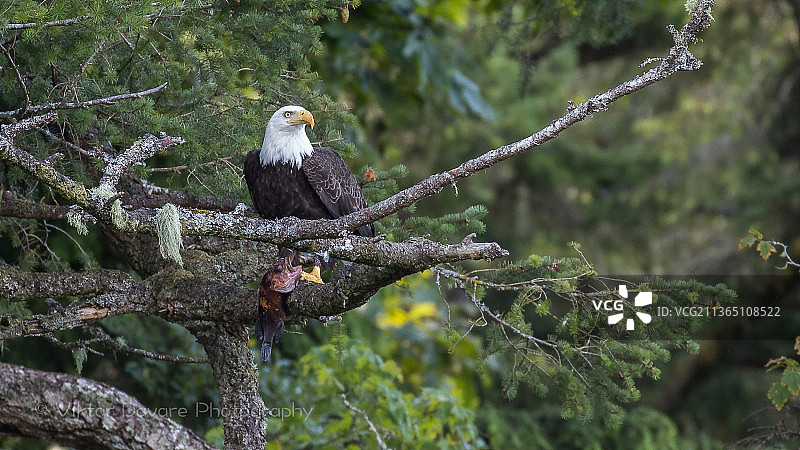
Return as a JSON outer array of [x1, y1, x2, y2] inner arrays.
[[768, 381, 791, 411], [748, 228, 764, 240], [757, 241, 777, 260], [738, 233, 757, 249], [782, 369, 800, 395]]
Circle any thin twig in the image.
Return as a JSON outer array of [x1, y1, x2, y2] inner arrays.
[[311, 137, 346, 146], [34, 125, 113, 163], [147, 154, 239, 173], [340, 393, 388, 450], [42, 333, 105, 356], [436, 267, 559, 350], [767, 240, 800, 270], [2, 16, 88, 31], [434, 266, 592, 292], [0, 42, 30, 115], [84, 325, 208, 364], [1, 4, 215, 31], [75, 38, 114, 82], [43, 221, 89, 260]]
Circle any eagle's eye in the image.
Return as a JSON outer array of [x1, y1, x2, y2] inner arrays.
[[283, 111, 292, 118]]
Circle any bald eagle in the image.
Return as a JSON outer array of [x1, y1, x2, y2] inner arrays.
[[244, 105, 373, 239], [244, 105, 373, 361]]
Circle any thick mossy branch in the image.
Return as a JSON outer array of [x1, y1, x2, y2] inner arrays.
[[127, 206, 507, 266], [0, 191, 74, 221], [0, 243, 424, 340], [0, 362, 215, 449], [0, 113, 91, 208], [0, 266, 134, 302], [90, 186, 126, 229]]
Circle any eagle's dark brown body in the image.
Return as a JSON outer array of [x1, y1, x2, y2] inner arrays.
[[243, 146, 374, 237], [244, 145, 373, 361]]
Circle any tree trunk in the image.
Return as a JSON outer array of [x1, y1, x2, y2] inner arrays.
[[192, 323, 266, 449]]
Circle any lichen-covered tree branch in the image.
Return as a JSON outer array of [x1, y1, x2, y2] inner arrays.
[[0, 1, 719, 448]]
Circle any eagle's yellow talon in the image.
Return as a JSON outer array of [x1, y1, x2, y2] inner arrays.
[[300, 265, 324, 284]]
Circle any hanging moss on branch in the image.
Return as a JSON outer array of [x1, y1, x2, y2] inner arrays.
[[156, 203, 183, 267]]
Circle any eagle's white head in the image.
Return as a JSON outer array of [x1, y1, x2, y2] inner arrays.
[[260, 105, 315, 168]]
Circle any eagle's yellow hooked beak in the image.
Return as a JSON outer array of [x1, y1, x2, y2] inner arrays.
[[288, 109, 315, 129]]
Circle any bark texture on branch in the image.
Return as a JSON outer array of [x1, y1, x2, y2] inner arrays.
[[0, 245, 425, 340], [0, 362, 214, 450], [0, 266, 134, 302]]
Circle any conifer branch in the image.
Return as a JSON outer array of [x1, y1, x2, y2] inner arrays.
[[0, 42, 30, 115], [433, 266, 592, 292], [2, 16, 88, 31], [468, 288, 557, 350], [0, 82, 168, 120], [1, 4, 215, 32]]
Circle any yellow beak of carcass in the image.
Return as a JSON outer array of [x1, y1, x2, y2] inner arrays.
[[288, 109, 315, 129]]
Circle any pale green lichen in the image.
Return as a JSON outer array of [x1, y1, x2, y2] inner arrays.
[[110, 199, 125, 229], [90, 185, 116, 201], [156, 203, 183, 267], [72, 348, 87, 374], [90, 185, 127, 229], [67, 205, 89, 236]]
